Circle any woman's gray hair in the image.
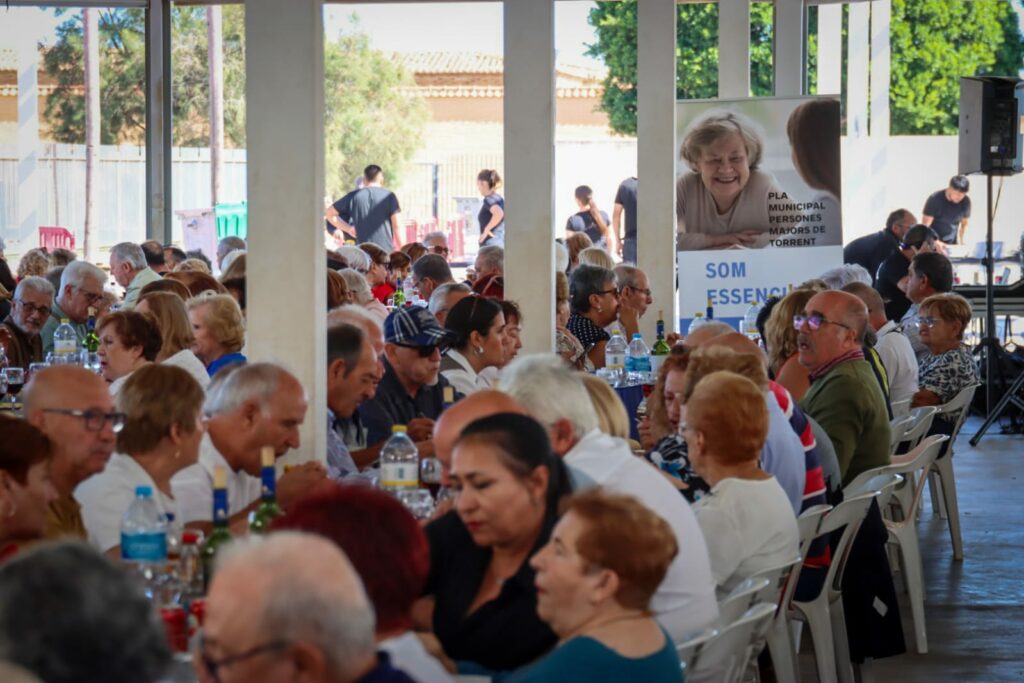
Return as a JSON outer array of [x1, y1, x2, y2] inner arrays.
[[578, 247, 614, 270], [499, 353, 599, 438], [336, 246, 371, 272], [554, 240, 569, 272], [338, 269, 373, 305], [680, 108, 765, 171], [428, 282, 471, 316], [59, 260, 106, 293], [820, 264, 872, 290], [569, 264, 615, 314], [109, 242, 148, 270], [14, 276, 54, 300], [204, 362, 290, 416]]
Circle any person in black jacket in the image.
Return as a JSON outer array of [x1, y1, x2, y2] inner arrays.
[[875, 224, 938, 322], [843, 209, 916, 286]]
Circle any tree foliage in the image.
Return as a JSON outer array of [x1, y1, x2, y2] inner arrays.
[[587, 0, 1024, 136]]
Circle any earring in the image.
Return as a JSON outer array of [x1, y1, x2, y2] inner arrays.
[[173, 449, 181, 460], [475, 346, 484, 356], [597, 306, 603, 313], [5, 500, 16, 518]]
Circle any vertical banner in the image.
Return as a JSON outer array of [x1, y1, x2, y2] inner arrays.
[[675, 97, 844, 329]]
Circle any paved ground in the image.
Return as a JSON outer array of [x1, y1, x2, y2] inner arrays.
[[797, 417, 1024, 682]]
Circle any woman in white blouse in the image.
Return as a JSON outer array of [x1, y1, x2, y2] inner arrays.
[[75, 364, 206, 556], [96, 311, 162, 398], [440, 295, 506, 396], [135, 291, 210, 390], [682, 370, 799, 594]]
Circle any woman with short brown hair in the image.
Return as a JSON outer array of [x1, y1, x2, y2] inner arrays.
[[96, 311, 162, 398], [135, 292, 209, 390]]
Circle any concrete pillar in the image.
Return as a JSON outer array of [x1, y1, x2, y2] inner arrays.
[[774, 0, 805, 97], [817, 3, 842, 96], [847, 2, 871, 233], [146, 0, 172, 244], [503, 0, 556, 353], [719, 0, 751, 98], [16, 28, 39, 246], [245, 0, 326, 463], [870, 0, 892, 224], [637, 0, 678, 336]]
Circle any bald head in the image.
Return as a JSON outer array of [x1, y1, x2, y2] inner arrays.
[[842, 282, 887, 331], [797, 290, 868, 374], [23, 366, 110, 418], [701, 331, 769, 369], [816, 290, 869, 342], [684, 320, 734, 348], [433, 390, 527, 480]]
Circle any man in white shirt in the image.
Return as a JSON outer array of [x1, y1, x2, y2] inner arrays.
[[605, 264, 653, 340], [844, 282, 918, 410], [500, 354, 719, 642], [171, 362, 326, 533]]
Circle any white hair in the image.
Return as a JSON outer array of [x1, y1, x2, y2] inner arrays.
[[328, 304, 382, 333], [820, 264, 872, 290], [338, 269, 373, 305], [109, 242, 147, 270], [217, 532, 376, 681], [59, 260, 106, 292], [578, 246, 615, 270], [554, 241, 569, 273], [336, 246, 371, 272], [475, 245, 504, 273], [499, 353, 599, 437], [220, 249, 246, 273], [613, 264, 645, 290], [14, 276, 54, 300], [423, 231, 447, 246], [428, 282, 471, 316], [204, 362, 290, 416]]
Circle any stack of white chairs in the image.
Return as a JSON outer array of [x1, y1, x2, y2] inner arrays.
[[681, 603, 777, 683]]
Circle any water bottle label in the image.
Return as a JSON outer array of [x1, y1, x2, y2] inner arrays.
[[121, 531, 168, 561], [606, 353, 625, 370], [381, 463, 418, 488], [54, 340, 77, 355], [632, 357, 651, 373]]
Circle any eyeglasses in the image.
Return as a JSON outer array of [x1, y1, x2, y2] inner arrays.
[[626, 287, 652, 297], [196, 632, 292, 683], [597, 288, 619, 298], [41, 408, 125, 433], [430, 245, 450, 255], [74, 286, 105, 306], [394, 342, 444, 357], [15, 300, 51, 317], [793, 313, 852, 332], [917, 316, 942, 328]]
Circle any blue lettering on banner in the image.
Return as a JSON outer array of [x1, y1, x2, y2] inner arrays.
[[705, 262, 747, 279], [706, 286, 789, 306]]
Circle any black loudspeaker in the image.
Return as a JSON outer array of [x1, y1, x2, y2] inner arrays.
[[958, 76, 1023, 176]]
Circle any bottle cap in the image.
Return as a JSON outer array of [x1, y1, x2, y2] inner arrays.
[[61, 318, 69, 324], [443, 386, 454, 404], [88, 306, 96, 317], [181, 531, 199, 545], [135, 485, 152, 497], [213, 465, 228, 488], [632, 333, 642, 339], [392, 425, 408, 433], [260, 446, 275, 468]]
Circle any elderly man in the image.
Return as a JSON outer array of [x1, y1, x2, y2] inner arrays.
[[0, 277, 53, 369], [164, 245, 188, 270], [607, 264, 653, 338], [171, 363, 325, 533], [140, 239, 169, 274], [411, 254, 454, 302], [217, 236, 247, 271], [428, 282, 472, 325], [327, 306, 386, 464], [844, 282, 918, 410], [39, 260, 107, 355], [843, 208, 916, 286], [358, 307, 460, 455], [901, 251, 955, 362], [326, 323, 379, 478], [22, 366, 117, 539], [797, 290, 891, 486], [423, 231, 450, 261], [202, 532, 412, 683], [500, 354, 718, 642], [433, 389, 526, 484], [109, 242, 162, 307], [0, 543, 171, 683]]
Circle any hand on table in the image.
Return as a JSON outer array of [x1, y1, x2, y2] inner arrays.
[[407, 417, 435, 443], [277, 462, 327, 510]]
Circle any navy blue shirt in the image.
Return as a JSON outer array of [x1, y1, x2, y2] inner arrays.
[[358, 358, 462, 446], [614, 177, 638, 239], [566, 209, 611, 245], [478, 192, 504, 234], [331, 186, 401, 251], [843, 229, 900, 286], [875, 251, 912, 321], [356, 653, 418, 683], [922, 190, 971, 244]]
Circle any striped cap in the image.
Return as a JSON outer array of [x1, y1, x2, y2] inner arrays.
[[384, 305, 457, 347]]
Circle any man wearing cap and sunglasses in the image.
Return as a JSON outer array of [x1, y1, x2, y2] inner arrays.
[[922, 175, 971, 246], [875, 224, 939, 322], [358, 307, 464, 454]]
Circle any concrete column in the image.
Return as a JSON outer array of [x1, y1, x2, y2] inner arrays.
[[774, 0, 805, 97], [846, 2, 871, 235], [503, 0, 555, 353], [16, 26, 39, 246], [719, 0, 750, 98], [817, 3, 842, 96], [637, 0, 678, 336], [146, 0, 172, 244], [870, 0, 891, 136], [245, 0, 326, 463]]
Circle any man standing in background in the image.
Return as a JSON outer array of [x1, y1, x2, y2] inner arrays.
[[922, 175, 971, 246], [325, 164, 402, 251], [613, 176, 638, 263]]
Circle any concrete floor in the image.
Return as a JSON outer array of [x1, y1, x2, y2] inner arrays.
[[796, 418, 1024, 682]]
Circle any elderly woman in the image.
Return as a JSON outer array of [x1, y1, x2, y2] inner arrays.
[[165, 270, 227, 298], [185, 293, 246, 376], [139, 277, 192, 302], [16, 249, 50, 282], [565, 232, 592, 274], [172, 258, 213, 275], [96, 311, 162, 397], [272, 483, 454, 683], [567, 265, 619, 370], [577, 246, 615, 271], [765, 288, 817, 401], [339, 269, 389, 326], [75, 365, 205, 556], [337, 245, 371, 274], [359, 242, 394, 304], [676, 108, 785, 251], [508, 491, 681, 682], [441, 296, 505, 396], [685, 371, 799, 594], [0, 419, 58, 561], [134, 291, 209, 390], [422, 412, 572, 673], [912, 293, 980, 439], [555, 272, 586, 369], [327, 269, 352, 310]]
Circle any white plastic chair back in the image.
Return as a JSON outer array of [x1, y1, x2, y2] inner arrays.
[[797, 504, 832, 560], [844, 472, 903, 510], [890, 397, 911, 416], [717, 577, 772, 627], [813, 490, 877, 596], [888, 414, 914, 455], [886, 434, 948, 512], [676, 627, 718, 673], [689, 603, 776, 683], [936, 384, 979, 446], [901, 406, 938, 451]]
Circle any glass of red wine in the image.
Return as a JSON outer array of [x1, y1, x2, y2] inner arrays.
[[2, 367, 24, 405]]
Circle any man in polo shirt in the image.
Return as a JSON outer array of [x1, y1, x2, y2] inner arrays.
[[900, 251, 955, 362], [843, 208, 916, 286], [40, 261, 107, 356], [875, 224, 939, 322], [922, 175, 971, 246], [325, 323, 379, 478], [797, 291, 891, 486], [171, 362, 326, 533], [411, 254, 454, 302], [844, 282, 919, 410], [358, 307, 460, 456], [109, 242, 162, 308], [0, 277, 53, 369]]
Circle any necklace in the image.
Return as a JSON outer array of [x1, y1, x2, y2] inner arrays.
[[569, 611, 649, 641]]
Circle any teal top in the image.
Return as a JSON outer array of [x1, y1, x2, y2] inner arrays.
[[506, 631, 683, 683]]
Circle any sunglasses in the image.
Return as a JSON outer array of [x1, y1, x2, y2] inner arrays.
[[792, 313, 852, 332], [394, 342, 445, 357]]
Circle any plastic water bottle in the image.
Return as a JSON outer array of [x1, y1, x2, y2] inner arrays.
[[53, 318, 78, 361], [604, 331, 627, 384], [380, 425, 419, 492], [626, 333, 652, 383], [178, 531, 204, 602], [742, 302, 764, 343], [121, 485, 168, 600], [687, 312, 708, 336], [402, 276, 416, 306]]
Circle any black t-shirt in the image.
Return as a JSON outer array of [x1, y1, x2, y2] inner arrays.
[[843, 229, 900, 286], [424, 511, 557, 672], [922, 190, 971, 244], [478, 192, 504, 234], [614, 177, 638, 239], [876, 251, 912, 321], [566, 209, 611, 244], [329, 186, 400, 251]]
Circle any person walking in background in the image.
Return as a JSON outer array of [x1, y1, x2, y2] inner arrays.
[[922, 175, 971, 247], [566, 185, 612, 250], [477, 170, 505, 247], [613, 176, 637, 262], [326, 164, 402, 252]]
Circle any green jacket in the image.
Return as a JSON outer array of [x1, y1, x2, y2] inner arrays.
[[40, 300, 87, 356], [800, 359, 891, 487]]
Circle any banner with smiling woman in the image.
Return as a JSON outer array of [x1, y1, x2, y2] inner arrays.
[[675, 97, 844, 328]]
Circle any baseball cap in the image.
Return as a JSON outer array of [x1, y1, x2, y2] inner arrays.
[[901, 224, 939, 249], [949, 175, 970, 193], [384, 306, 457, 348]]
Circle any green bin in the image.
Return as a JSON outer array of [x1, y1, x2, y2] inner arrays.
[[215, 202, 248, 240]]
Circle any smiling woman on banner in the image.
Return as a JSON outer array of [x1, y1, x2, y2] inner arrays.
[[676, 109, 785, 251]]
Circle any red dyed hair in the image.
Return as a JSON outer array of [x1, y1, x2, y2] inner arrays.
[[270, 483, 429, 634]]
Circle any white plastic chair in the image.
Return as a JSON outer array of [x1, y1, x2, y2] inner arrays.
[[888, 414, 914, 456], [798, 504, 832, 559], [718, 577, 772, 627], [927, 384, 978, 561], [890, 397, 911, 416], [676, 627, 718, 675], [891, 406, 938, 520], [844, 472, 903, 510], [789, 490, 877, 683], [689, 603, 777, 683], [748, 556, 805, 683]]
